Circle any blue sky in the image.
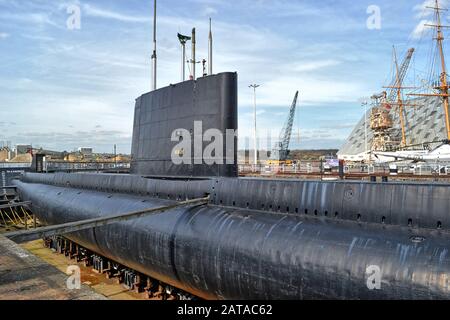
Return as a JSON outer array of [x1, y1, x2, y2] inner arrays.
[[0, 0, 448, 153]]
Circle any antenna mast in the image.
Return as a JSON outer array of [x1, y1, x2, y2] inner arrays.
[[191, 28, 196, 80], [208, 18, 213, 75], [151, 0, 157, 91]]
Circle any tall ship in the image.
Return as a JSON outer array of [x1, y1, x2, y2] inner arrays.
[[339, 0, 450, 164]]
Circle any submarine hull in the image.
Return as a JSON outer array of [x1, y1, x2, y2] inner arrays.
[[14, 174, 450, 300]]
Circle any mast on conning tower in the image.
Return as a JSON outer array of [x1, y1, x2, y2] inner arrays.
[[208, 18, 213, 75], [151, 0, 157, 91]]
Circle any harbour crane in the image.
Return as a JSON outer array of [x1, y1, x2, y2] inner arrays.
[[371, 48, 414, 106], [269, 91, 299, 164], [387, 48, 415, 104], [390, 47, 415, 146]]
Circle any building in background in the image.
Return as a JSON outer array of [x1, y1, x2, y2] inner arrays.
[[15, 144, 32, 156], [0, 147, 12, 162], [338, 96, 446, 162], [78, 147, 93, 160]]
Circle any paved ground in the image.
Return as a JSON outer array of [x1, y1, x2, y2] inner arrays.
[[0, 235, 107, 300]]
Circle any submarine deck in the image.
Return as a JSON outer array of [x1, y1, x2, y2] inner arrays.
[[0, 235, 106, 300]]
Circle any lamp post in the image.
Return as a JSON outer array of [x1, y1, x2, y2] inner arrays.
[[249, 84, 260, 167], [114, 144, 117, 170]]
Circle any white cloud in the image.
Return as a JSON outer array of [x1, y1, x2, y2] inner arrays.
[[202, 7, 218, 16], [0, 12, 59, 28], [0, 1, 376, 151], [190, 0, 227, 5], [20, 34, 54, 41], [82, 4, 149, 23], [242, 110, 266, 118], [409, 0, 450, 39], [413, 0, 450, 18], [413, 0, 434, 17], [291, 60, 341, 73], [411, 19, 431, 39], [0, 32, 9, 39], [244, 75, 364, 108]]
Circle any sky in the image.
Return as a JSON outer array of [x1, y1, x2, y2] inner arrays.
[[0, 0, 449, 153]]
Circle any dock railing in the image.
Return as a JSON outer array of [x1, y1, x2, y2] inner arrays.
[[238, 161, 450, 179]]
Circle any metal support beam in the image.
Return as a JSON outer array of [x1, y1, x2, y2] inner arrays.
[[5, 197, 209, 244]]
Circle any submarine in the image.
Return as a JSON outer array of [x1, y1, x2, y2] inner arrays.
[[11, 3, 450, 299], [13, 71, 450, 300]]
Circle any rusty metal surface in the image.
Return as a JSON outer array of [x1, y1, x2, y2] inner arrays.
[[14, 178, 450, 300], [0, 235, 107, 300]]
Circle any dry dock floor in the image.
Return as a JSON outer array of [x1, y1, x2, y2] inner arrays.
[[0, 235, 106, 300], [21, 240, 154, 300]]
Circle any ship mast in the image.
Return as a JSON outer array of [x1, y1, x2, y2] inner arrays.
[[408, 0, 450, 140], [425, 0, 450, 139]]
